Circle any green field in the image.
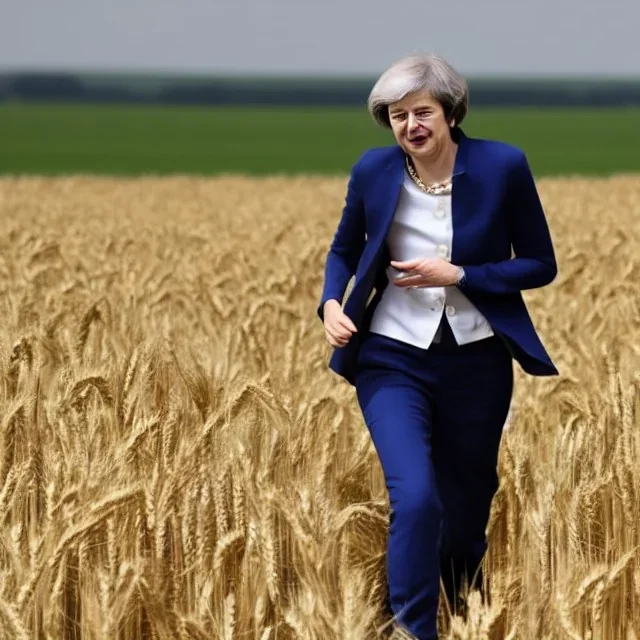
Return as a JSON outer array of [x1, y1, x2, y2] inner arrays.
[[1, 103, 638, 177]]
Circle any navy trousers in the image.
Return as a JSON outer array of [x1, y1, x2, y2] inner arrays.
[[354, 318, 513, 640]]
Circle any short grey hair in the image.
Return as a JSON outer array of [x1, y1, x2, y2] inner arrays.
[[367, 53, 469, 129]]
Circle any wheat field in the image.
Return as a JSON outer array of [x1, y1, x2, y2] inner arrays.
[[0, 173, 638, 640]]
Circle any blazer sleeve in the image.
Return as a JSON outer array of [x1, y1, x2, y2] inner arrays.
[[460, 151, 557, 296], [317, 162, 367, 322]]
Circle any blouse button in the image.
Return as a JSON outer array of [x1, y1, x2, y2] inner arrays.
[[436, 244, 449, 258]]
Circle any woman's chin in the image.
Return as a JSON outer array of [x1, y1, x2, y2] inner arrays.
[[405, 143, 432, 159]]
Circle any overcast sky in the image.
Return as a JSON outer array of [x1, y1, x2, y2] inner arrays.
[[2, 0, 639, 77]]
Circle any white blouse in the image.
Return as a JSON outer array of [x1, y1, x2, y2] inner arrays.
[[368, 170, 494, 348]]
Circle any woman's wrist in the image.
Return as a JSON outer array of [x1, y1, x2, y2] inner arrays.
[[324, 299, 340, 311], [449, 265, 465, 286]]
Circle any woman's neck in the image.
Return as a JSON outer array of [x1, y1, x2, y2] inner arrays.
[[411, 139, 458, 186]]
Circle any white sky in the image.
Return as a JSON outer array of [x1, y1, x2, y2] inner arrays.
[[1, 0, 639, 77]]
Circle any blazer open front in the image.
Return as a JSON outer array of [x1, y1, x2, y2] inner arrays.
[[318, 128, 559, 385]]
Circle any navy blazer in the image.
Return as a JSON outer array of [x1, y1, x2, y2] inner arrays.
[[317, 128, 559, 385]]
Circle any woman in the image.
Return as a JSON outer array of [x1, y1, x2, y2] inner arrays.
[[317, 54, 558, 640]]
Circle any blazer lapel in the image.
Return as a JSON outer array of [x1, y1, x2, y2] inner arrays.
[[344, 151, 403, 325], [450, 128, 471, 266], [372, 147, 405, 256]]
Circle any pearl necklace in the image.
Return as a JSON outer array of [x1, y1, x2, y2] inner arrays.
[[405, 156, 453, 196]]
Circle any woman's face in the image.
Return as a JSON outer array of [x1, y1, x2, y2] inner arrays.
[[388, 90, 454, 162]]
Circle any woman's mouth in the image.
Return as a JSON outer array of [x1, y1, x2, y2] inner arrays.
[[408, 134, 429, 146]]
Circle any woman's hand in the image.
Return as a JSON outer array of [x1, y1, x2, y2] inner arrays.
[[323, 300, 358, 348], [390, 258, 461, 288]]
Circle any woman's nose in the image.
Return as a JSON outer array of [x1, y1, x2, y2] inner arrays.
[[407, 112, 418, 131]]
